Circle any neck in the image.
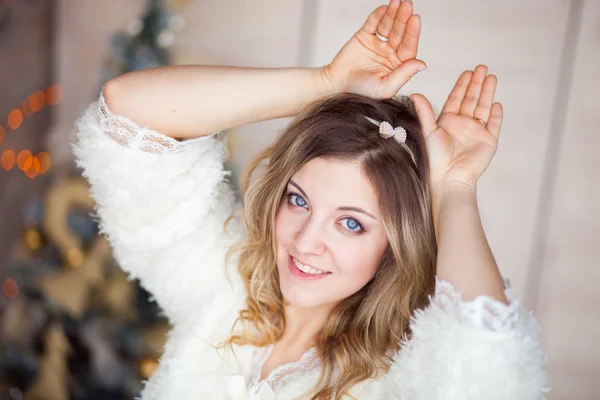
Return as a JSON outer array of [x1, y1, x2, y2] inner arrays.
[[279, 300, 334, 349]]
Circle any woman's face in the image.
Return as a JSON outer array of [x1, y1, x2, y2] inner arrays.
[[275, 157, 389, 309]]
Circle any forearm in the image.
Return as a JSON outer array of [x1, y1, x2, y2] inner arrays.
[[103, 65, 335, 139], [431, 182, 508, 304]]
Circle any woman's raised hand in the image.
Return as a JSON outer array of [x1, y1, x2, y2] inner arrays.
[[324, 0, 426, 99], [411, 65, 503, 188]]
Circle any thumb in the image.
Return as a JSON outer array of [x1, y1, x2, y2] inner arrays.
[[410, 93, 438, 136], [380, 59, 427, 97]]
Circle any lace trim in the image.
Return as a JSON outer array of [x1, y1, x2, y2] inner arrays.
[[433, 276, 520, 332], [97, 89, 219, 155], [245, 279, 519, 393], [247, 344, 319, 395]]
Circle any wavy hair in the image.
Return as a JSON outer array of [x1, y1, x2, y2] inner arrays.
[[221, 93, 437, 399]]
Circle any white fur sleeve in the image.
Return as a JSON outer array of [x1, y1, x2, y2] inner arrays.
[[72, 92, 243, 327], [384, 278, 550, 400]]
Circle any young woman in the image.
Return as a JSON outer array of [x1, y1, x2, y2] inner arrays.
[[73, 1, 548, 399]]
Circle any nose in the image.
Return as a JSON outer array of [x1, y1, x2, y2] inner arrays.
[[294, 215, 326, 256]]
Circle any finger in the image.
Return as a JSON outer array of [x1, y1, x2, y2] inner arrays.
[[410, 93, 438, 136], [380, 59, 427, 97], [486, 102, 503, 139], [442, 70, 473, 114], [388, 0, 414, 50], [473, 74, 497, 124], [459, 65, 488, 117], [362, 5, 389, 35], [376, 0, 402, 38], [396, 14, 421, 62]]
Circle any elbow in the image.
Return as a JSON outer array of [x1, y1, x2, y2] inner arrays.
[[102, 78, 125, 115]]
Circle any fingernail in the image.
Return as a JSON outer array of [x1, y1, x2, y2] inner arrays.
[[417, 65, 427, 72]]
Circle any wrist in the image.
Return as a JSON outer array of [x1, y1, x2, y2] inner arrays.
[[431, 181, 478, 213], [430, 181, 478, 237], [430, 180, 477, 198], [315, 65, 344, 97]]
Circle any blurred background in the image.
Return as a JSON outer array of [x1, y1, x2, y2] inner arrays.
[[0, 0, 598, 399]]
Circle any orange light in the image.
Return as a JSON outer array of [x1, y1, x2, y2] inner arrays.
[[139, 357, 159, 379], [25, 163, 39, 178], [32, 156, 41, 172], [66, 248, 84, 268], [1, 150, 15, 170], [0, 126, 4, 144], [23, 155, 34, 171], [8, 109, 23, 130], [46, 85, 62, 106], [36, 152, 51, 173], [22, 97, 34, 115], [28, 93, 40, 112], [24, 228, 42, 252], [24, 156, 40, 178], [17, 150, 32, 171], [2, 278, 18, 299], [34, 90, 46, 109]]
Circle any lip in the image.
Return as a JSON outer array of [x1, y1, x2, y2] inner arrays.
[[287, 254, 331, 281]]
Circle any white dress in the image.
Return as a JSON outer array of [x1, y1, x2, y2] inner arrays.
[[72, 92, 550, 400]]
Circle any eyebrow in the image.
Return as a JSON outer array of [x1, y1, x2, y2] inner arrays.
[[288, 180, 377, 220]]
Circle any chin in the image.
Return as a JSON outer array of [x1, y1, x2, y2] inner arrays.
[[280, 285, 330, 309], [276, 258, 335, 309]]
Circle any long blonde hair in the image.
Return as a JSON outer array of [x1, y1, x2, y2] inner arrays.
[[222, 93, 437, 399]]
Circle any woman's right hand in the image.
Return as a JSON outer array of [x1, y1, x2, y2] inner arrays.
[[323, 0, 426, 99]]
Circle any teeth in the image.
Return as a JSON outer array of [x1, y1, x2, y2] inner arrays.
[[293, 258, 327, 275]]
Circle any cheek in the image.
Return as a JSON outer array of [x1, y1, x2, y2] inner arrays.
[[332, 237, 385, 280], [274, 204, 294, 246]]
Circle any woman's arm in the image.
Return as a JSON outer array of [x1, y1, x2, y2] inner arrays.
[[388, 68, 549, 398], [104, 0, 426, 139], [430, 182, 507, 303], [103, 66, 335, 139], [74, 1, 426, 326], [411, 65, 508, 304]]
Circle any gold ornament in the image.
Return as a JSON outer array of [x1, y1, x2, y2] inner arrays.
[[39, 177, 111, 318], [23, 227, 42, 252]]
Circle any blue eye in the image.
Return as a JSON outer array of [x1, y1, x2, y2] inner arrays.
[[341, 217, 363, 233], [287, 193, 308, 208]]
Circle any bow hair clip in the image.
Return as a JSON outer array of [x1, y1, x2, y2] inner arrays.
[[365, 116, 407, 144]]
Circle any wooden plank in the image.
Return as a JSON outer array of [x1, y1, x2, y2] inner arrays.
[[310, 0, 571, 298], [537, 1, 600, 398]]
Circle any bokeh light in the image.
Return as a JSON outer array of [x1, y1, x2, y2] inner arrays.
[[24, 159, 39, 178], [1, 150, 16, 171], [23, 155, 34, 171], [17, 150, 32, 171], [2, 86, 62, 144], [7, 109, 23, 130], [22, 97, 34, 116], [28, 93, 39, 113], [33, 90, 46, 110], [46, 85, 62, 106], [36, 152, 51, 173], [24, 227, 42, 252], [139, 358, 159, 379], [2, 278, 18, 299], [1, 149, 52, 177], [66, 248, 84, 268]]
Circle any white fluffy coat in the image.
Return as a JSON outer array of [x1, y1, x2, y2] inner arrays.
[[72, 96, 550, 399]]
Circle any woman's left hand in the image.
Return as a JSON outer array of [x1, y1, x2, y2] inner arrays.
[[323, 0, 426, 99], [410, 65, 503, 188]]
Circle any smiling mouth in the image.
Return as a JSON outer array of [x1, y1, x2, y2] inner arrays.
[[288, 255, 331, 279], [293, 257, 328, 275]]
